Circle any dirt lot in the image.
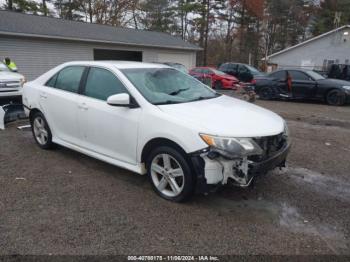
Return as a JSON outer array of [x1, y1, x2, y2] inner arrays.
[[0, 96, 349, 256]]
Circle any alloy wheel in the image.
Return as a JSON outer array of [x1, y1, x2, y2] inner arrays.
[[150, 153, 185, 197], [33, 116, 49, 145], [327, 90, 343, 106]]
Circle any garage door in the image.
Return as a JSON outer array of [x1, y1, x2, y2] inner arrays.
[[157, 53, 193, 69], [94, 49, 142, 61]]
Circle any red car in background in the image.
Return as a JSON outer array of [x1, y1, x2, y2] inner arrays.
[[189, 67, 239, 89]]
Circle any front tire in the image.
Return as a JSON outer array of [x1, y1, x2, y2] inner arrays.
[[31, 111, 55, 149], [146, 146, 195, 202], [326, 89, 345, 106]]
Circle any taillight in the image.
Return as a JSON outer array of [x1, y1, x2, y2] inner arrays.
[[251, 79, 257, 84]]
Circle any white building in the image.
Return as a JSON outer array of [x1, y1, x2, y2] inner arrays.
[[0, 11, 200, 80], [267, 25, 350, 71]]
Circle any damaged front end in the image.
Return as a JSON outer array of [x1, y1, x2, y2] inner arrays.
[[0, 103, 27, 130], [191, 127, 291, 194]]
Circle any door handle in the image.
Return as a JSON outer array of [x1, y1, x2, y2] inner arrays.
[[40, 93, 47, 99]]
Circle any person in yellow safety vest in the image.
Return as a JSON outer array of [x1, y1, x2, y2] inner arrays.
[[3, 57, 18, 72]]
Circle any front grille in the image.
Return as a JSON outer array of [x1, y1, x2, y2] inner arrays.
[[250, 133, 287, 162], [0, 81, 21, 89]]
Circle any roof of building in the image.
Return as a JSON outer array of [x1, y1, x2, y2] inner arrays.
[[267, 25, 350, 59], [0, 10, 201, 51]]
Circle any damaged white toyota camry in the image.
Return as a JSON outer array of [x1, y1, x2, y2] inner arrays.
[[23, 61, 290, 202]]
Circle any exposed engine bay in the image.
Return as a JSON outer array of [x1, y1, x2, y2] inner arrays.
[[192, 132, 290, 192]]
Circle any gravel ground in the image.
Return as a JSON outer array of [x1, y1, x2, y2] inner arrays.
[[0, 96, 349, 256]]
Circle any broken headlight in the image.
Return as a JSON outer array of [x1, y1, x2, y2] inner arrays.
[[200, 134, 263, 158]]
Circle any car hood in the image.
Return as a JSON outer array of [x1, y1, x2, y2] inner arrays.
[[317, 78, 350, 87], [158, 95, 284, 137], [0, 71, 24, 81]]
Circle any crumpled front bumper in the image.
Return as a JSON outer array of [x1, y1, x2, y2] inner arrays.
[[0, 104, 27, 130], [190, 142, 291, 194]]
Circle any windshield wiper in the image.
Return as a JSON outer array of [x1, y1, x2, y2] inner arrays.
[[154, 100, 182, 105], [190, 94, 220, 102], [169, 88, 189, 96]]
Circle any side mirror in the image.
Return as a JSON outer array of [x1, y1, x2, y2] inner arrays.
[[107, 93, 130, 107]]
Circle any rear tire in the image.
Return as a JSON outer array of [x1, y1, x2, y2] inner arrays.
[[258, 87, 273, 100], [326, 89, 345, 106], [30, 111, 55, 149], [146, 146, 195, 202]]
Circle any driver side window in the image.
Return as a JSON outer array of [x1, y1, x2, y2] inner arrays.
[[84, 67, 128, 101], [288, 71, 310, 81]]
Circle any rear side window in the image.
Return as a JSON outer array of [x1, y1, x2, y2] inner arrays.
[[270, 71, 287, 80], [84, 67, 127, 101], [55, 66, 85, 93]]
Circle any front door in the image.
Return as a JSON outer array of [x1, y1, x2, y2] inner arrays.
[[78, 67, 141, 165], [288, 70, 317, 98]]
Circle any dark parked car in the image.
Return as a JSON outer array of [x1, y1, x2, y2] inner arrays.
[[267, 69, 350, 106], [218, 62, 276, 92]]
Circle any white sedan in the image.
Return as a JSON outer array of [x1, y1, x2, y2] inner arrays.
[[22, 61, 290, 202]]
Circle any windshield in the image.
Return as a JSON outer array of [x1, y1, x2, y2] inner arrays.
[[121, 68, 220, 105], [0, 62, 10, 72], [307, 70, 325, 80], [246, 65, 265, 76], [211, 69, 226, 76]]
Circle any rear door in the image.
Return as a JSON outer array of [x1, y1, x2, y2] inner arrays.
[[78, 67, 141, 164], [40, 66, 85, 145], [288, 70, 317, 98]]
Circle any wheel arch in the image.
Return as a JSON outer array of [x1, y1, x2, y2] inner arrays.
[[141, 137, 189, 167], [324, 87, 345, 104], [29, 108, 42, 123]]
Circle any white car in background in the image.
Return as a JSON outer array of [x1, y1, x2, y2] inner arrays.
[[22, 61, 290, 202], [0, 62, 25, 98]]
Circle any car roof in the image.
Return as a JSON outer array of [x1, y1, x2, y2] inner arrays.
[[60, 61, 170, 69], [271, 68, 313, 73], [191, 66, 215, 69], [222, 62, 246, 66]]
